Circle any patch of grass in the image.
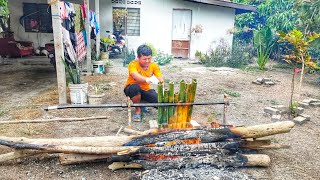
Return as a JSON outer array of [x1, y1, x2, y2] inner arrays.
[[272, 63, 293, 69], [10, 106, 42, 120], [223, 89, 241, 97], [0, 108, 6, 117], [240, 66, 263, 72], [207, 112, 217, 122]]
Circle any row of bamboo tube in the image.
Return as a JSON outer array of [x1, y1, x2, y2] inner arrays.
[[157, 79, 197, 128]]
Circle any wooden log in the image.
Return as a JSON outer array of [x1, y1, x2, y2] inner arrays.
[[0, 135, 135, 147], [123, 128, 143, 135], [230, 121, 295, 138], [108, 162, 143, 171], [139, 142, 239, 155], [59, 153, 112, 165], [0, 116, 108, 124], [110, 154, 270, 170], [124, 129, 234, 146], [241, 154, 270, 167], [0, 139, 141, 155], [0, 150, 42, 163]]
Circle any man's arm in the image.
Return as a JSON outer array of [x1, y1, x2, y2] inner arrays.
[[131, 72, 148, 83]]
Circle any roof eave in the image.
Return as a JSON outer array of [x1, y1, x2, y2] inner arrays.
[[184, 0, 257, 13]]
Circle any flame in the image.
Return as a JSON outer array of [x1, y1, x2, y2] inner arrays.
[[145, 138, 201, 147], [211, 122, 221, 128], [143, 154, 181, 161]]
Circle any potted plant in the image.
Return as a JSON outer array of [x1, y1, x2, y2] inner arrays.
[[104, 60, 114, 73], [63, 59, 88, 104], [88, 84, 105, 105], [92, 54, 105, 74]]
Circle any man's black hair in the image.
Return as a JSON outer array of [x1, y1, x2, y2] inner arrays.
[[137, 44, 152, 57]]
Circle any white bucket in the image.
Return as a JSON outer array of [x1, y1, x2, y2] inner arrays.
[[69, 83, 88, 104], [93, 61, 105, 74]]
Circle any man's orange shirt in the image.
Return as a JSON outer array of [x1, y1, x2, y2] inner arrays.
[[124, 60, 162, 91]]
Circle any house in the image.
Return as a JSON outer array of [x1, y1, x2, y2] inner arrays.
[[8, 0, 255, 59]]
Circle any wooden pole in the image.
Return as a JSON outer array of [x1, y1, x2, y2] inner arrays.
[[183, 83, 191, 128], [0, 116, 108, 124], [49, 0, 67, 104], [172, 93, 179, 128], [95, 0, 100, 59], [84, 0, 92, 73]]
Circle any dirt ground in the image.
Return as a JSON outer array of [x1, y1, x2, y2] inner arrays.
[[0, 56, 319, 180]]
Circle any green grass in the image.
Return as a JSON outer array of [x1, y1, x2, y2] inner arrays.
[[0, 108, 6, 117], [223, 89, 241, 97], [272, 63, 293, 69]]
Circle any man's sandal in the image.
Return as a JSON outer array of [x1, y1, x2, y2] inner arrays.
[[141, 107, 150, 113], [133, 114, 141, 122]]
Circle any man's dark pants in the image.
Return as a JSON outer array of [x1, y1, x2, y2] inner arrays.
[[124, 84, 158, 103]]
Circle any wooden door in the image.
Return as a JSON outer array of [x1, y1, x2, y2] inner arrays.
[[172, 9, 192, 58]]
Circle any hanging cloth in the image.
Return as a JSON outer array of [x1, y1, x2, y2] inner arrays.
[[74, 4, 84, 33], [59, 2, 68, 19], [62, 27, 77, 63], [75, 32, 87, 62]]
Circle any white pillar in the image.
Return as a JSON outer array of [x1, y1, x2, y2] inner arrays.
[[95, 0, 100, 58], [84, 0, 92, 73], [49, 0, 67, 104]]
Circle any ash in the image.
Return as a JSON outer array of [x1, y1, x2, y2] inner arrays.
[[138, 167, 254, 180]]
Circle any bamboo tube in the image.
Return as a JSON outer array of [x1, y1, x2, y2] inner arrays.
[[183, 83, 191, 128], [167, 82, 175, 124], [157, 82, 164, 126], [187, 79, 197, 124], [163, 89, 169, 126], [177, 80, 186, 128], [172, 93, 179, 128]]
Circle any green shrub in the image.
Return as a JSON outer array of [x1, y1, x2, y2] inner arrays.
[[154, 51, 173, 65], [123, 49, 135, 66], [205, 39, 231, 67], [226, 40, 253, 68], [144, 43, 157, 57]]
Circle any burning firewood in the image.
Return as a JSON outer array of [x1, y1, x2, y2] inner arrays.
[[0, 121, 294, 168]]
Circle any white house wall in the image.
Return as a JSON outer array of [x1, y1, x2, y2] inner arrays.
[[8, 0, 95, 48], [102, 0, 235, 58], [9, 0, 235, 58]]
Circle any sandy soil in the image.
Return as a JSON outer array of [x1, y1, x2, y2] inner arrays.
[[0, 56, 319, 180]]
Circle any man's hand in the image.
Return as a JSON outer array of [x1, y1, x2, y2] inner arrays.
[[146, 75, 159, 84]]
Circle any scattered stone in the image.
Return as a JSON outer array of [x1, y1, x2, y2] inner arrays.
[[293, 116, 309, 124], [264, 107, 280, 115], [299, 114, 311, 121], [271, 114, 282, 121], [271, 105, 287, 112], [149, 120, 158, 129], [252, 80, 262, 85], [265, 81, 275, 85], [296, 107, 304, 114], [297, 102, 309, 108], [309, 98, 320, 103], [253, 77, 276, 86], [310, 102, 320, 107], [302, 98, 320, 104], [262, 78, 272, 82], [257, 78, 264, 83], [190, 120, 201, 128]]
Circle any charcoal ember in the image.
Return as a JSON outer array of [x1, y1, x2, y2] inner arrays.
[[140, 167, 254, 180]]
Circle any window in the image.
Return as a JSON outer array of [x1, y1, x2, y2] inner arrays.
[[113, 7, 140, 36], [22, 3, 52, 33]]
